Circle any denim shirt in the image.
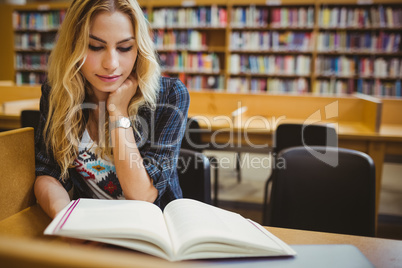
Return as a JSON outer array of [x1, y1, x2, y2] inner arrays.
[[35, 76, 190, 210]]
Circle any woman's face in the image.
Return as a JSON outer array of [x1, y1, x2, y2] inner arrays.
[[81, 11, 137, 100]]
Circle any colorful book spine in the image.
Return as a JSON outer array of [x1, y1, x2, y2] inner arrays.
[[317, 32, 402, 53], [230, 31, 312, 52], [354, 78, 401, 96], [152, 6, 227, 28], [13, 10, 66, 30], [154, 29, 207, 50], [230, 6, 269, 28], [181, 74, 224, 91], [159, 52, 220, 73], [316, 56, 357, 77], [270, 7, 314, 28], [227, 77, 249, 93], [314, 78, 355, 95], [229, 54, 310, 76], [15, 71, 47, 85], [319, 6, 402, 28], [15, 53, 49, 70]]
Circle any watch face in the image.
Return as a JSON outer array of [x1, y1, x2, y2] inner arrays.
[[121, 117, 131, 128]]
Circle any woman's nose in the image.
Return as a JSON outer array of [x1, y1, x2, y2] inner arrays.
[[102, 50, 119, 71]]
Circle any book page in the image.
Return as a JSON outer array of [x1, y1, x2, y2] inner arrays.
[[163, 199, 295, 260], [44, 199, 173, 258]]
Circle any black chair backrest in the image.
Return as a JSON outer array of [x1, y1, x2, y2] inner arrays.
[[263, 123, 339, 225], [177, 149, 212, 205], [20, 110, 41, 132], [181, 117, 220, 206], [181, 118, 206, 152], [270, 146, 376, 237], [273, 123, 338, 155]]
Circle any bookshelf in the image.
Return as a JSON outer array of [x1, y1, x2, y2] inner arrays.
[[150, 0, 228, 91], [314, 1, 402, 96], [1, 0, 401, 97], [4, 2, 68, 85], [227, 4, 315, 93]]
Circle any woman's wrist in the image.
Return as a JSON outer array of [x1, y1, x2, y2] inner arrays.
[[107, 103, 129, 118]]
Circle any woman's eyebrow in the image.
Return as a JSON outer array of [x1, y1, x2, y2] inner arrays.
[[89, 34, 135, 44]]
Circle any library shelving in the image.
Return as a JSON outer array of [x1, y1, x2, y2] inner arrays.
[[0, 0, 401, 97], [5, 2, 68, 85], [227, 2, 315, 93], [315, 1, 402, 96]]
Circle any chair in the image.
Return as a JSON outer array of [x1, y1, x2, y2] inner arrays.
[[177, 149, 212, 205], [0, 128, 36, 221], [268, 146, 376, 237], [181, 117, 219, 205], [20, 110, 41, 132], [262, 123, 338, 225]]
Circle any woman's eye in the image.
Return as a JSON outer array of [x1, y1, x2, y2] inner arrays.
[[118, 46, 133, 52], [89, 45, 103, 51]]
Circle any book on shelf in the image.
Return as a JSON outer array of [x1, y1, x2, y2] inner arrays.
[[183, 75, 224, 91], [230, 6, 269, 28], [229, 54, 311, 76], [317, 31, 401, 53], [15, 53, 49, 70], [267, 77, 309, 94], [314, 78, 355, 95], [230, 31, 313, 52], [356, 78, 401, 97], [159, 52, 220, 73], [315, 56, 356, 77], [152, 6, 227, 28], [13, 10, 66, 30], [154, 29, 207, 51], [271, 7, 314, 28], [319, 5, 402, 28], [227, 77, 309, 94], [44, 198, 296, 262], [15, 72, 46, 85]]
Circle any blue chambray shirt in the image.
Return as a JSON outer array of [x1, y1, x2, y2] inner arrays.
[[35, 76, 190, 210]]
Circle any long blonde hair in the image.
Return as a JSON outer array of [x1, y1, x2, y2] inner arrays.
[[45, 0, 160, 180]]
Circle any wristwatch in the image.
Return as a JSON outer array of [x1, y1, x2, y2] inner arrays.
[[110, 117, 132, 130]]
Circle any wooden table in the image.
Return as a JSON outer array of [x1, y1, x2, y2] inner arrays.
[[0, 204, 401, 267], [1, 87, 401, 225]]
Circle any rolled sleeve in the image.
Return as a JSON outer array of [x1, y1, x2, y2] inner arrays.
[[138, 77, 190, 207]]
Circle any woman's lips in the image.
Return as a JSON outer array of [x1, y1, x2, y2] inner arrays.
[[96, 74, 121, 82]]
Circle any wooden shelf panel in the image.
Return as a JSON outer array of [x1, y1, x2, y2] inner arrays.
[[317, 51, 402, 56], [162, 69, 225, 75], [157, 47, 226, 52], [230, 26, 315, 31], [229, 73, 311, 78], [316, 75, 402, 80], [152, 26, 226, 30], [230, 50, 313, 54], [318, 27, 402, 31]]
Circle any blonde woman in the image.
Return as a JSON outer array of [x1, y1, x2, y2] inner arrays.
[[34, 0, 189, 219]]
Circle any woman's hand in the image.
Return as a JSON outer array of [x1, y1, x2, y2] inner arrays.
[[107, 73, 138, 117]]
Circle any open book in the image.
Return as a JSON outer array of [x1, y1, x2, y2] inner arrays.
[[44, 198, 296, 261]]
